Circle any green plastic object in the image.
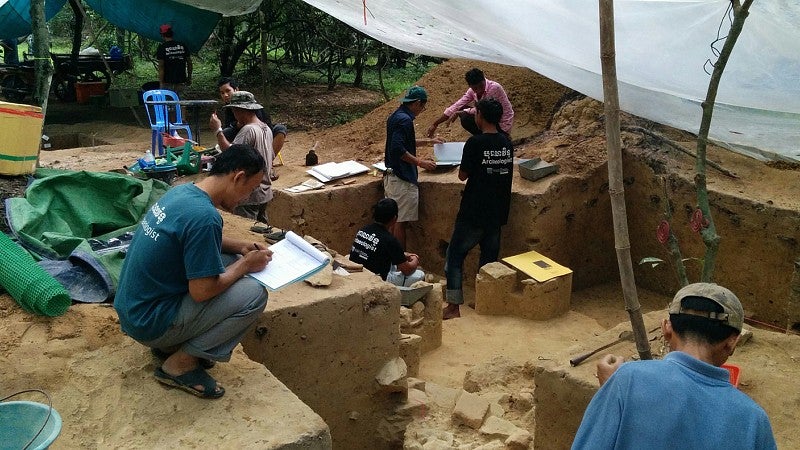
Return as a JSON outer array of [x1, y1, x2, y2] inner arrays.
[[166, 142, 201, 175], [0, 232, 71, 317]]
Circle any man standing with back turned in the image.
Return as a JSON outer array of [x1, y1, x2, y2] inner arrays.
[[384, 85, 442, 250], [156, 24, 192, 93], [572, 282, 776, 449], [442, 98, 514, 320]]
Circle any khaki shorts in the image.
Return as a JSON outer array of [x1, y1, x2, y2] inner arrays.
[[383, 174, 419, 222]]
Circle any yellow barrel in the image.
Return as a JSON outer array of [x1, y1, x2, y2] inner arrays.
[[0, 101, 43, 175]]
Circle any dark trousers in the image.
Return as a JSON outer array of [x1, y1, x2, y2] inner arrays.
[[444, 221, 502, 304]]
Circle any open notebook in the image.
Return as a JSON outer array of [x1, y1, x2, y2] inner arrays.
[[306, 160, 370, 183], [433, 142, 465, 167], [248, 231, 330, 290]]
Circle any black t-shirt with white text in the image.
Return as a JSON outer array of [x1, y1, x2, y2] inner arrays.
[[156, 41, 189, 84], [349, 222, 406, 280], [456, 132, 514, 227]]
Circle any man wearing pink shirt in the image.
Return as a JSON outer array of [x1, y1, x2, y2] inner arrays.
[[427, 68, 514, 137]]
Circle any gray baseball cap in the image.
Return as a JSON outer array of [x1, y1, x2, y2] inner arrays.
[[668, 283, 744, 331]]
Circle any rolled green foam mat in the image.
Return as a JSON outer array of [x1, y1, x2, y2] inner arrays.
[[0, 232, 71, 316]]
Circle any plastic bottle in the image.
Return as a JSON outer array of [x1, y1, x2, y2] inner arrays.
[[143, 149, 155, 164], [139, 149, 155, 169]]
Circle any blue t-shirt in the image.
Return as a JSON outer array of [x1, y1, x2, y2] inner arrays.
[[572, 351, 776, 450], [114, 183, 225, 342], [384, 104, 418, 184]]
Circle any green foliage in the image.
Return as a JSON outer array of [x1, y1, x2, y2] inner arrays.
[[329, 110, 361, 126], [34, 0, 439, 125], [638, 256, 703, 269], [338, 60, 436, 97]]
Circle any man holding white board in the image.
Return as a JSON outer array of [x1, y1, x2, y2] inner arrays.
[[383, 86, 443, 250]]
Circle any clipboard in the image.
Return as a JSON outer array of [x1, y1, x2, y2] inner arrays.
[[502, 250, 572, 282]]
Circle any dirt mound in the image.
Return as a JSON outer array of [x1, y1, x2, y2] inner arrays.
[[304, 59, 570, 165]]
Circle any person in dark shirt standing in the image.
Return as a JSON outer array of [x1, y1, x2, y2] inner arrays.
[[383, 86, 442, 250], [156, 24, 192, 94], [350, 198, 424, 286], [443, 98, 514, 320]]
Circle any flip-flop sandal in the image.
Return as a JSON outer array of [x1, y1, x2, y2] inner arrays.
[[264, 229, 287, 244], [154, 366, 225, 399], [250, 225, 273, 234], [151, 348, 215, 369]]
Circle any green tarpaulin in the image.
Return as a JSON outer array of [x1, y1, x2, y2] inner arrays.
[[4, 168, 170, 295]]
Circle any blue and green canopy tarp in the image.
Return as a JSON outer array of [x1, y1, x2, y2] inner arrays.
[[0, 0, 66, 41], [1, 0, 263, 53], [83, 0, 222, 53]]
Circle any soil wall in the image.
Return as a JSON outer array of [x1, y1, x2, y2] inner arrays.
[[623, 150, 800, 327], [270, 147, 798, 328], [270, 168, 618, 300], [240, 272, 405, 450]]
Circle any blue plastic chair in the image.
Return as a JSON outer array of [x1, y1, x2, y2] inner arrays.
[[142, 89, 193, 156]]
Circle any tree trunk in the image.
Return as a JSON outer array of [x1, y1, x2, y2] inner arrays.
[[376, 44, 390, 102], [30, 0, 53, 114], [660, 177, 690, 287], [258, 5, 272, 111], [695, 0, 753, 282], [599, 0, 652, 360], [218, 17, 236, 76], [352, 35, 366, 87], [68, 0, 83, 60]]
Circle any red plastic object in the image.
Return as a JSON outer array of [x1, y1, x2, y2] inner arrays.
[[75, 81, 106, 103], [722, 363, 740, 388], [161, 132, 186, 148]]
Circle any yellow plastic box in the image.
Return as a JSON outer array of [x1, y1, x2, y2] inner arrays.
[[0, 101, 43, 175]]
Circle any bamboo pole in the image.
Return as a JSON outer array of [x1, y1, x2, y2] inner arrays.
[[599, 0, 651, 360]]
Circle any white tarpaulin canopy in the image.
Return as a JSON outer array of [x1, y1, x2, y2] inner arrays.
[[303, 0, 800, 162]]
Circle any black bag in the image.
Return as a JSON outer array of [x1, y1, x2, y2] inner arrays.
[[305, 149, 318, 166]]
